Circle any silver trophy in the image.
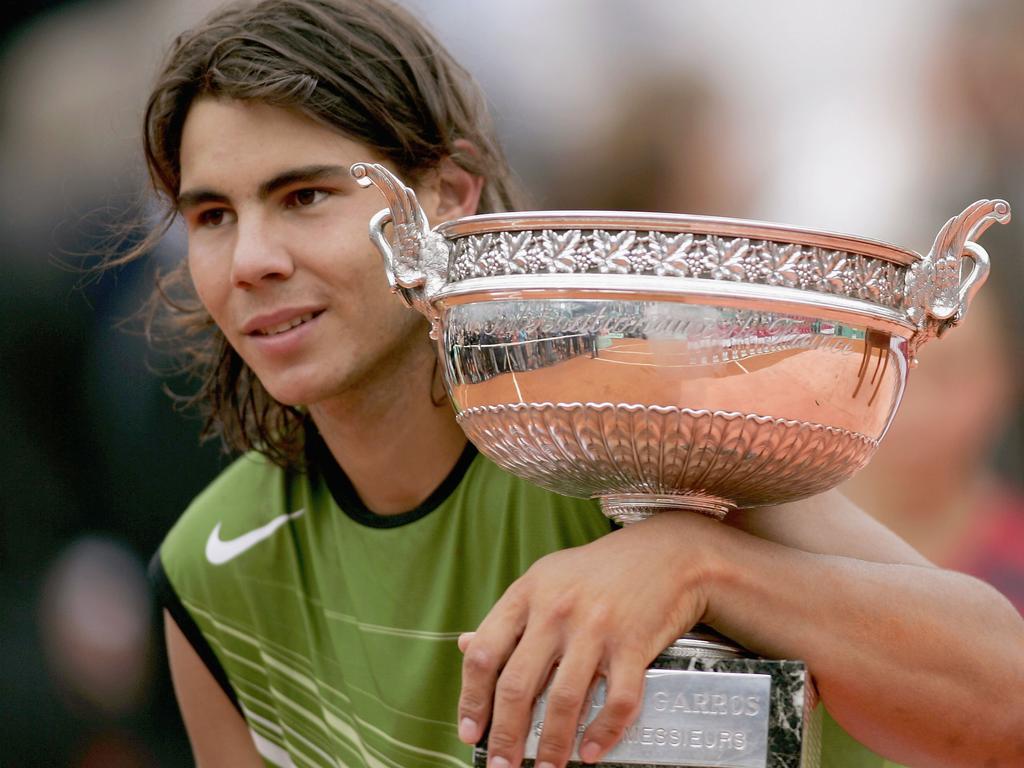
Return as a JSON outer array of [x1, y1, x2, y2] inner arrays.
[[353, 162, 1009, 768]]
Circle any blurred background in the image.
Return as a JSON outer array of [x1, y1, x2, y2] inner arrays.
[[1, 0, 1021, 765]]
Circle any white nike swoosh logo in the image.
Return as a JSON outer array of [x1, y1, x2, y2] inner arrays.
[[205, 509, 305, 566]]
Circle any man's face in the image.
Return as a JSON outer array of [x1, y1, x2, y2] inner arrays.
[[178, 98, 433, 407]]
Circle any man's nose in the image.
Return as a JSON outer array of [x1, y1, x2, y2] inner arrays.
[[230, 217, 295, 288]]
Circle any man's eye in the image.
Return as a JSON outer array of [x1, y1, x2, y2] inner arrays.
[[197, 208, 231, 228], [285, 188, 328, 208]]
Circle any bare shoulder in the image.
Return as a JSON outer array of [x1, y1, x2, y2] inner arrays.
[[164, 610, 265, 768], [724, 489, 933, 566]]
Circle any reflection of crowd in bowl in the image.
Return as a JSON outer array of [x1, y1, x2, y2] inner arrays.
[[671, 314, 862, 368], [448, 302, 866, 389], [450, 332, 599, 384]]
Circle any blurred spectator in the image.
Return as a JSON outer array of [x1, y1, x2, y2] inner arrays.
[[0, 1, 221, 765], [843, 0, 1024, 611], [540, 73, 756, 215], [925, 0, 1024, 476], [36, 537, 158, 767], [40, 537, 153, 718], [842, 293, 1024, 612]]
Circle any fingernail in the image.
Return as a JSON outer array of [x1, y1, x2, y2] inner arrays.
[[458, 717, 477, 742], [537, 762, 557, 768], [580, 741, 601, 763], [488, 757, 510, 768]]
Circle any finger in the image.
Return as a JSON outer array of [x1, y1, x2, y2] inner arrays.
[[578, 676, 600, 729], [458, 592, 528, 746], [578, 653, 647, 764], [485, 624, 561, 768], [532, 642, 602, 768], [458, 632, 476, 653]]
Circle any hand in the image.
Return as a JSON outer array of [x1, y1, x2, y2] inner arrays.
[[457, 510, 725, 767]]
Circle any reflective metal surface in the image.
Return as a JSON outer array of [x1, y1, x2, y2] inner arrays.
[[524, 671, 772, 767], [442, 299, 900, 519], [662, 629, 747, 660], [436, 210, 921, 265], [351, 162, 1010, 522]]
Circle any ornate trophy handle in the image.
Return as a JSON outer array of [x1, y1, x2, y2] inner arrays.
[[350, 162, 450, 335], [906, 199, 1011, 361]]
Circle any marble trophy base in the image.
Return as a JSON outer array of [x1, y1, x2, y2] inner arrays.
[[472, 638, 821, 768]]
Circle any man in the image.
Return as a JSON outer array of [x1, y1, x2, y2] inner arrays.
[[140, 1, 1024, 767]]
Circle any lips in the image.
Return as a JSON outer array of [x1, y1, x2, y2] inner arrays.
[[242, 308, 325, 337], [257, 312, 317, 336]]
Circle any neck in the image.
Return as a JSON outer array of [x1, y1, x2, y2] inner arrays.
[[308, 354, 467, 515]]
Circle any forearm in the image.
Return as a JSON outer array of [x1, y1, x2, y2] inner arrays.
[[724, 489, 933, 565], [458, 496, 1024, 768], [701, 521, 1024, 767]]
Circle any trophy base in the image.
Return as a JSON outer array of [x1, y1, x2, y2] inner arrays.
[[601, 494, 734, 524], [473, 630, 820, 768]]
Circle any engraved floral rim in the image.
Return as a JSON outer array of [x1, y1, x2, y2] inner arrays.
[[436, 211, 921, 267], [352, 161, 1009, 358]]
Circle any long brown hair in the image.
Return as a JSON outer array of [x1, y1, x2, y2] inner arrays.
[[123, 0, 525, 466]]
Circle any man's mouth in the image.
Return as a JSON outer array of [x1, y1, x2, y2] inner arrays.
[[255, 311, 321, 336]]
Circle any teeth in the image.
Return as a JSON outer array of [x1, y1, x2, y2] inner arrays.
[[260, 312, 315, 336]]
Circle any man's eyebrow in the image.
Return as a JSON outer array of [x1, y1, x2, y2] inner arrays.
[[257, 164, 348, 200], [176, 164, 349, 213], [177, 188, 228, 213]]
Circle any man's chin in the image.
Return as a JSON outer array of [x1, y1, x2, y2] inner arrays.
[[259, 379, 321, 408]]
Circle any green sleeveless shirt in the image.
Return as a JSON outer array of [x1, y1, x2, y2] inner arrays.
[[152, 435, 899, 767]]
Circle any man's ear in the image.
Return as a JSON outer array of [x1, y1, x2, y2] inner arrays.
[[433, 138, 485, 220]]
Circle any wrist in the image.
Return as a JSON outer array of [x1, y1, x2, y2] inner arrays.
[[688, 512, 740, 628], [635, 509, 736, 628]]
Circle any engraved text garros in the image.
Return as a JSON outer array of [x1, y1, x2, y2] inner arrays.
[[524, 670, 771, 767]]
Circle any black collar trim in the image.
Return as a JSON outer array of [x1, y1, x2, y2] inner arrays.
[[309, 429, 478, 529]]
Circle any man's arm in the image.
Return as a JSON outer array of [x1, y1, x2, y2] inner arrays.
[[722, 490, 933, 565], [164, 610, 264, 767], [458, 491, 1024, 768], [710, 498, 1024, 767]]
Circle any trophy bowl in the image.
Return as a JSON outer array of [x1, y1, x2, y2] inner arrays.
[[352, 162, 1009, 524], [353, 163, 1009, 767]]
